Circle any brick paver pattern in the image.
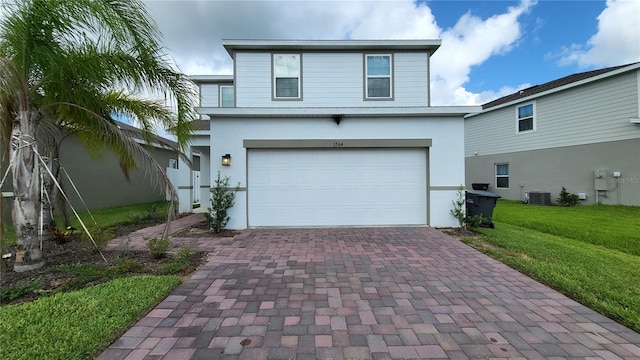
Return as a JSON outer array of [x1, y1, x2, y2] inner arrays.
[[98, 221, 640, 359]]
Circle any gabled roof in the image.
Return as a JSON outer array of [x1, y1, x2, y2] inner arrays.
[[222, 39, 442, 59], [482, 62, 640, 110]]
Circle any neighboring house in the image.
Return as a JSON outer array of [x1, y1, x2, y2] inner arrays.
[[1, 121, 179, 226], [181, 39, 480, 228], [465, 63, 640, 206]]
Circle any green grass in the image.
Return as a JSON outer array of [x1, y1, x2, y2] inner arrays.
[[1, 201, 168, 247], [0, 275, 180, 360], [465, 200, 640, 332], [493, 200, 640, 256]]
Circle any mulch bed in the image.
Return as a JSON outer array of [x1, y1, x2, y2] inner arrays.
[[438, 227, 482, 239], [172, 220, 241, 238], [0, 219, 234, 306]]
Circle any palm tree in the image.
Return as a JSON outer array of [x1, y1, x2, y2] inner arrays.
[[0, 0, 197, 271]]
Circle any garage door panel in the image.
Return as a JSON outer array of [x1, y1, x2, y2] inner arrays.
[[248, 148, 426, 227]]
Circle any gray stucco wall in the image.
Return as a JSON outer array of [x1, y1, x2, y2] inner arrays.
[[465, 139, 640, 206], [1, 135, 178, 220], [58, 136, 177, 210]]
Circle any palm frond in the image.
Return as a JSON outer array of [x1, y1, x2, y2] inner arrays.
[[1, 0, 193, 244]]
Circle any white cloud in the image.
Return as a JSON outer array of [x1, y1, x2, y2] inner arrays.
[[431, 0, 535, 105], [145, 0, 534, 106], [556, 0, 640, 67], [1, 1, 535, 108]]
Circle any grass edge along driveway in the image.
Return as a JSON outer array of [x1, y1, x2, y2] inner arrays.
[[464, 201, 640, 333], [0, 275, 180, 360]]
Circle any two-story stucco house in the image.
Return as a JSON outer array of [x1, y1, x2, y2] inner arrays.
[[178, 39, 480, 228], [465, 62, 640, 206]]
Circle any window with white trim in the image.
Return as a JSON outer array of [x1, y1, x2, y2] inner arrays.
[[168, 159, 178, 169], [220, 85, 234, 107], [273, 54, 301, 99], [496, 163, 509, 188], [365, 54, 392, 99], [517, 103, 535, 132]]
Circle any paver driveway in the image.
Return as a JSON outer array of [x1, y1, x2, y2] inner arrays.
[[98, 227, 640, 359]]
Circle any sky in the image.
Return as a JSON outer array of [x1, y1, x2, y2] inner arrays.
[[143, 0, 640, 106]]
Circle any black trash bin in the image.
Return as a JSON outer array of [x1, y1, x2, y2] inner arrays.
[[465, 189, 501, 228]]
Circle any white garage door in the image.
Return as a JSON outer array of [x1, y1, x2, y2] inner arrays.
[[248, 148, 427, 227]]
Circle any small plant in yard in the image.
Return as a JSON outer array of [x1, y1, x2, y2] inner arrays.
[[162, 243, 197, 274], [113, 258, 143, 273], [450, 186, 486, 231], [450, 186, 467, 229], [147, 237, 170, 259], [465, 214, 485, 229], [0, 278, 44, 303], [208, 172, 240, 233], [557, 186, 580, 206], [80, 224, 113, 252]]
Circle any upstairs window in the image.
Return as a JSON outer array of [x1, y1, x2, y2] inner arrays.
[[220, 86, 234, 107], [273, 54, 301, 99], [496, 163, 509, 188], [517, 103, 535, 132], [365, 54, 392, 99]]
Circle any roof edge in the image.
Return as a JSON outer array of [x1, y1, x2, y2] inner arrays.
[[222, 39, 442, 58], [475, 62, 640, 115]]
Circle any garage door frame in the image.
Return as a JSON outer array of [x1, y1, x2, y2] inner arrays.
[[244, 138, 432, 227]]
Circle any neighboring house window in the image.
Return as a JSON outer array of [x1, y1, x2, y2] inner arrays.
[[496, 163, 509, 188], [517, 103, 535, 132], [168, 159, 178, 169], [365, 54, 392, 99], [220, 85, 234, 107], [273, 54, 301, 99]]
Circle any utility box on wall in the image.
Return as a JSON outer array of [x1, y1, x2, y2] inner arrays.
[[594, 169, 608, 191]]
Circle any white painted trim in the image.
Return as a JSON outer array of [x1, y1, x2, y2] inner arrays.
[[515, 101, 537, 134], [272, 53, 302, 100], [219, 85, 235, 107], [199, 106, 481, 118], [365, 54, 393, 100], [631, 118, 640, 124]]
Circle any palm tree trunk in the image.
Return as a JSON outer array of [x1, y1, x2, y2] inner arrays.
[[11, 110, 44, 272], [40, 138, 61, 241]]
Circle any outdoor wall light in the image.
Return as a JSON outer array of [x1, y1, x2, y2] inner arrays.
[[333, 115, 343, 125], [221, 154, 231, 166]]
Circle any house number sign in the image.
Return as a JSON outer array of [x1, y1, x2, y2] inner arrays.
[[333, 141, 344, 147]]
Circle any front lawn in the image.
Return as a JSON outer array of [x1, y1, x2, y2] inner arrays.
[[493, 200, 640, 255], [0, 275, 180, 360], [463, 200, 640, 332]]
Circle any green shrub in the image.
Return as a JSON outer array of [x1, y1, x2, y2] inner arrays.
[[450, 186, 466, 228], [465, 214, 485, 229], [450, 186, 486, 230], [557, 186, 580, 206], [147, 237, 170, 259], [208, 172, 239, 233]]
